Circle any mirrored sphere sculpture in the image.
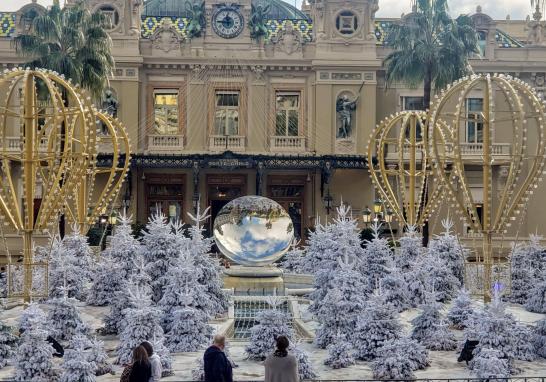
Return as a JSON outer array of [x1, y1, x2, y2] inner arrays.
[[213, 196, 294, 266]]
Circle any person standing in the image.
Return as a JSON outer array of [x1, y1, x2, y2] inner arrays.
[[140, 341, 162, 382], [264, 336, 298, 382], [128, 346, 152, 382], [204, 335, 233, 382]]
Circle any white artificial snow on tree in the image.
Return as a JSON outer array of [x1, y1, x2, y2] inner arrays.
[[324, 335, 356, 369], [420, 252, 461, 302], [372, 341, 415, 380], [0, 317, 18, 369], [88, 337, 113, 376], [404, 264, 428, 308], [470, 348, 510, 380], [510, 241, 534, 304], [360, 222, 394, 293], [353, 291, 402, 361], [511, 322, 536, 361], [411, 294, 456, 350], [13, 304, 56, 381], [314, 255, 367, 349], [115, 283, 168, 366], [60, 334, 96, 382], [525, 278, 546, 313], [164, 299, 212, 352], [86, 256, 126, 306], [380, 266, 409, 312], [396, 225, 423, 272], [533, 318, 546, 358], [191, 357, 205, 381], [245, 294, 293, 360], [102, 212, 141, 278], [141, 211, 182, 303], [48, 293, 88, 341], [428, 217, 465, 285], [447, 288, 475, 329], [280, 239, 306, 274], [185, 205, 228, 316], [291, 345, 317, 379]]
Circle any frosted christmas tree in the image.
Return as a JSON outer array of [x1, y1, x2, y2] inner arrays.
[[115, 283, 168, 366], [185, 205, 228, 316], [511, 322, 536, 361], [525, 278, 546, 313], [299, 217, 335, 275], [245, 294, 293, 360], [353, 291, 402, 360], [396, 225, 422, 271], [380, 266, 409, 312], [280, 239, 306, 274], [533, 318, 546, 358], [428, 217, 465, 284], [314, 255, 367, 348], [60, 334, 96, 382], [13, 304, 56, 381], [141, 211, 183, 303], [291, 345, 317, 379], [191, 357, 205, 381], [324, 334, 355, 369], [102, 212, 141, 278], [372, 336, 430, 379], [510, 240, 534, 304], [471, 348, 510, 379], [411, 294, 456, 350], [48, 293, 88, 341], [0, 318, 18, 369], [360, 222, 394, 293], [420, 252, 461, 302], [88, 337, 113, 376], [403, 262, 428, 308], [447, 288, 475, 329], [87, 256, 126, 306]]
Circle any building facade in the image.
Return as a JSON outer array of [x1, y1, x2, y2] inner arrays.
[[1, 0, 546, 250]]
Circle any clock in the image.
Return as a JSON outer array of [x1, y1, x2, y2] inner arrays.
[[212, 6, 244, 39]]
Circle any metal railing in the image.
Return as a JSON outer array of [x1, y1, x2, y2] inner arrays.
[[172, 379, 546, 382]]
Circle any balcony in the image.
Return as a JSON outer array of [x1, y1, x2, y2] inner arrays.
[[147, 134, 185, 154], [384, 142, 511, 163], [270, 136, 306, 152], [209, 135, 246, 152], [0, 137, 48, 153]]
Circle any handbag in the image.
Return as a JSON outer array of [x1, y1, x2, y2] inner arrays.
[[120, 364, 132, 382]]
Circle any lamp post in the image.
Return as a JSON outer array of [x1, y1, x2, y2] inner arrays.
[[362, 206, 372, 226], [385, 207, 394, 223], [373, 198, 383, 215], [323, 191, 334, 215]]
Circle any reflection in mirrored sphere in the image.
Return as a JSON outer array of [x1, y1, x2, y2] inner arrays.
[[213, 196, 294, 266]]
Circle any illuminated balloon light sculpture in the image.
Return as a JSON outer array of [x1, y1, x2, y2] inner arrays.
[[367, 111, 440, 227], [64, 110, 131, 232], [0, 68, 97, 301], [428, 74, 546, 301]]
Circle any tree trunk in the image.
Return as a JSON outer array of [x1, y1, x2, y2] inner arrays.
[[422, 65, 432, 247]]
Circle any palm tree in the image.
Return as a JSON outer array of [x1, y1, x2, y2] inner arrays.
[[13, 0, 114, 100], [384, 0, 478, 110]]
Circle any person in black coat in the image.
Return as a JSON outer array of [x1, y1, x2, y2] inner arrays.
[[204, 335, 233, 382]]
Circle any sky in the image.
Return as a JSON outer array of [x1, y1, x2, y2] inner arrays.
[[0, 0, 534, 20]]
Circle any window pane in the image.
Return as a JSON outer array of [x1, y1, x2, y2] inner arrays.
[[276, 111, 286, 135], [403, 97, 424, 111], [288, 110, 299, 136], [214, 110, 226, 135], [476, 121, 483, 143], [226, 110, 239, 135], [467, 122, 476, 143], [154, 92, 178, 135]]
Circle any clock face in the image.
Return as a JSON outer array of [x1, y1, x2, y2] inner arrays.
[[212, 7, 244, 39]]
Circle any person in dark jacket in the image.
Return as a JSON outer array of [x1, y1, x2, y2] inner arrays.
[[129, 345, 152, 382], [204, 335, 233, 382], [458, 339, 479, 364], [19, 328, 64, 357]]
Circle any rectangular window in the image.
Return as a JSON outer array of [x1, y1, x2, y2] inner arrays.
[[466, 98, 484, 143], [214, 91, 240, 136], [153, 90, 179, 135], [275, 92, 300, 136], [401, 96, 425, 111]]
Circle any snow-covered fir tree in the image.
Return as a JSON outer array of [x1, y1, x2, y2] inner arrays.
[[291, 345, 317, 379], [393, 336, 430, 370], [0, 318, 18, 369], [419, 253, 460, 302], [141, 211, 182, 303], [314, 255, 367, 348], [88, 337, 113, 376], [102, 212, 141, 278], [48, 292, 87, 341], [404, 264, 428, 308], [360, 222, 394, 293], [428, 217, 465, 285], [86, 256, 126, 306], [353, 291, 402, 361], [245, 294, 293, 360], [164, 295, 212, 352], [60, 334, 96, 382], [13, 304, 56, 381], [279, 239, 306, 274], [115, 283, 168, 366], [191, 357, 205, 381], [471, 348, 510, 380], [299, 217, 334, 275], [512, 322, 536, 361], [411, 294, 456, 350], [525, 277, 546, 313], [185, 205, 228, 316], [396, 225, 422, 271], [372, 339, 415, 380], [380, 266, 409, 312], [48, 227, 93, 300], [324, 334, 355, 369], [527, 234, 546, 280], [510, 241, 534, 304], [448, 288, 475, 329], [534, 318, 546, 358]]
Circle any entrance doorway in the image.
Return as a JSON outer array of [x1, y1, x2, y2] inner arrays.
[[206, 174, 247, 235], [267, 175, 307, 241]]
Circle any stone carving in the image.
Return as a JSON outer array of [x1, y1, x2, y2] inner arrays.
[[102, 88, 119, 118], [336, 93, 359, 139], [249, 3, 271, 40], [250, 65, 266, 81], [527, 3, 546, 45], [186, 0, 206, 39], [151, 18, 183, 53], [272, 21, 303, 55], [131, 0, 143, 34]]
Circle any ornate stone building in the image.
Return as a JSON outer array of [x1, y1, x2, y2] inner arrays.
[[1, 0, 546, 249]]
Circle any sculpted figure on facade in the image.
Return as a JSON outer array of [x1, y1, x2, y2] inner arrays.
[[103, 88, 119, 118], [186, 0, 206, 39], [151, 18, 183, 52], [272, 21, 303, 55], [527, 19, 546, 45], [131, 0, 143, 34], [336, 94, 359, 139], [249, 3, 271, 40]]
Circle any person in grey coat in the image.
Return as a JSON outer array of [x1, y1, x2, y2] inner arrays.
[[264, 336, 298, 382]]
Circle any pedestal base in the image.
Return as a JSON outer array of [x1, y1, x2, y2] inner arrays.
[[223, 265, 284, 295]]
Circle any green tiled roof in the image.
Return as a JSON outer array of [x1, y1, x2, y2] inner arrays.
[[0, 13, 15, 38]]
